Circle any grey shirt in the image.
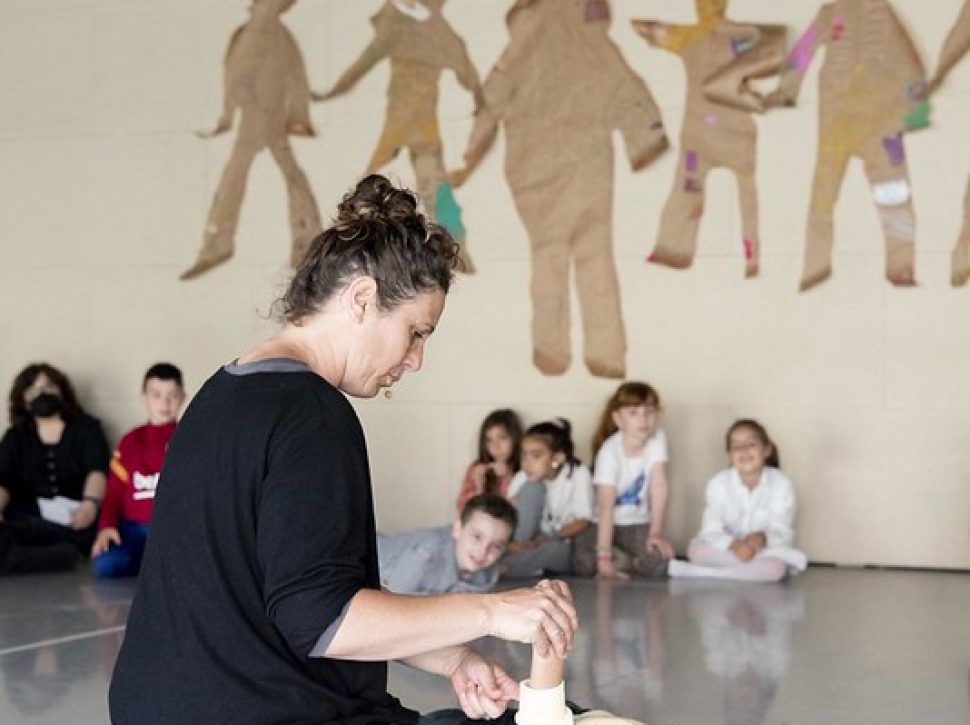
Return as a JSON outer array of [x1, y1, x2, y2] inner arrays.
[[378, 525, 499, 595]]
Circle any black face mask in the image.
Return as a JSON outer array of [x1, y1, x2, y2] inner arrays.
[[29, 393, 63, 418]]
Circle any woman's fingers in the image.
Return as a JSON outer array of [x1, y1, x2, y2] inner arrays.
[[488, 583, 580, 650], [458, 681, 505, 720]]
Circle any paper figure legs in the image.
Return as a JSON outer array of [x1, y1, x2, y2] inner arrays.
[[456, 0, 667, 378], [316, 0, 480, 273], [634, 2, 786, 278], [929, 0, 969, 286], [183, 0, 322, 280], [770, 0, 927, 290]]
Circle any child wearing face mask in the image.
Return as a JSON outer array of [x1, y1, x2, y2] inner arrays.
[[0, 363, 109, 575], [668, 419, 807, 581], [378, 494, 518, 595], [574, 381, 674, 580], [456, 409, 523, 510], [502, 419, 593, 578], [91, 363, 186, 578]]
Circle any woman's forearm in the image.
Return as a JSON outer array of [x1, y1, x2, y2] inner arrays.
[[326, 589, 490, 661], [400, 644, 470, 677], [82, 471, 107, 500]]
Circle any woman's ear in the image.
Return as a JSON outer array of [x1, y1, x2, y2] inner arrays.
[[344, 276, 378, 323], [552, 451, 567, 470]]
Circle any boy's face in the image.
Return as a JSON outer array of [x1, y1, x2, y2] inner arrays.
[[452, 511, 513, 574], [142, 379, 185, 426]]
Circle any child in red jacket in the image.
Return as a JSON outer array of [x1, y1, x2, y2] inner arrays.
[[91, 363, 184, 577]]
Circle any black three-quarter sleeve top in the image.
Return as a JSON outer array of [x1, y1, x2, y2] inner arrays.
[[109, 360, 418, 725]]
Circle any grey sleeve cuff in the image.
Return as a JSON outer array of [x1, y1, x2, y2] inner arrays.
[[308, 597, 354, 658]]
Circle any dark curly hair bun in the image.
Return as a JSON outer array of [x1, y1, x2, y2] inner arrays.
[[335, 174, 420, 227], [278, 174, 458, 322]]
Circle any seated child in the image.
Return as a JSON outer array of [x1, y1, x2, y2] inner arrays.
[[503, 419, 593, 578], [91, 363, 185, 577], [456, 409, 523, 510], [669, 419, 808, 582], [378, 493, 517, 595], [574, 382, 674, 580]]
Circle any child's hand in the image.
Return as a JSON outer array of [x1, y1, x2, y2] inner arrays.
[[729, 539, 755, 562], [92, 527, 121, 557], [646, 534, 674, 559], [596, 559, 630, 581], [744, 532, 767, 554]]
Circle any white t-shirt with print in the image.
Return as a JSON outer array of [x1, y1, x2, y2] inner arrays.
[[592, 429, 668, 526], [508, 464, 594, 536]]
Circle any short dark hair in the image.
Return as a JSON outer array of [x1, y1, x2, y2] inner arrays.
[[7, 363, 83, 429], [276, 174, 459, 322], [460, 493, 518, 535], [143, 363, 183, 390]]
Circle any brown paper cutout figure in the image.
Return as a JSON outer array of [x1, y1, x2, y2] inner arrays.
[[182, 0, 323, 280], [768, 0, 928, 291], [452, 0, 668, 379], [927, 0, 969, 287], [314, 0, 480, 273], [632, 1, 786, 278]]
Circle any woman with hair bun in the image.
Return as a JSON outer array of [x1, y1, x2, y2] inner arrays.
[[110, 175, 578, 724]]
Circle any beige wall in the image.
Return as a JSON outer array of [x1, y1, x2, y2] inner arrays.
[[1, 1, 967, 568]]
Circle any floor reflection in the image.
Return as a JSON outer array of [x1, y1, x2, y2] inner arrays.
[[672, 579, 805, 725]]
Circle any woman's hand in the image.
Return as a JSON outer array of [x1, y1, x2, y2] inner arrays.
[[647, 534, 675, 560], [70, 500, 98, 530], [448, 650, 519, 720], [91, 527, 120, 557], [485, 579, 578, 658]]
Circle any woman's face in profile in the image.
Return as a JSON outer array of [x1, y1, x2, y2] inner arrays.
[[345, 288, 446, 398]]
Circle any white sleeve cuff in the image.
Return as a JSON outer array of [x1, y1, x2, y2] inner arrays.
[[515, 680, 573, 725]]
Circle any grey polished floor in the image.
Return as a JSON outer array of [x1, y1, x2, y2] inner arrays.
[[0, 567, 967, 724]]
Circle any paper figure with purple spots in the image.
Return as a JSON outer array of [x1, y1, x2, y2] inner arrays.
[[633, 0, 786, 278], [767, 0, 928, 291]]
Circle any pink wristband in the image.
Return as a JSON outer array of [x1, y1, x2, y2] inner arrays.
[[596, 551, 613, 562]]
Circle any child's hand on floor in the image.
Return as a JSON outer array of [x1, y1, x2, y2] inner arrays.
[[91, 527, 121, 557]]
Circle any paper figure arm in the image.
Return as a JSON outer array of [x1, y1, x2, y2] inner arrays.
[[450, 71, 506, 187], [313, 38, 389, 102], [928, 0, 969, 94], [283, 29, 316, 137], [445, 33, 485, 112], [197, 26, 245, 139], [765, 4, 833, 109], [631, 20, 693, 55]]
